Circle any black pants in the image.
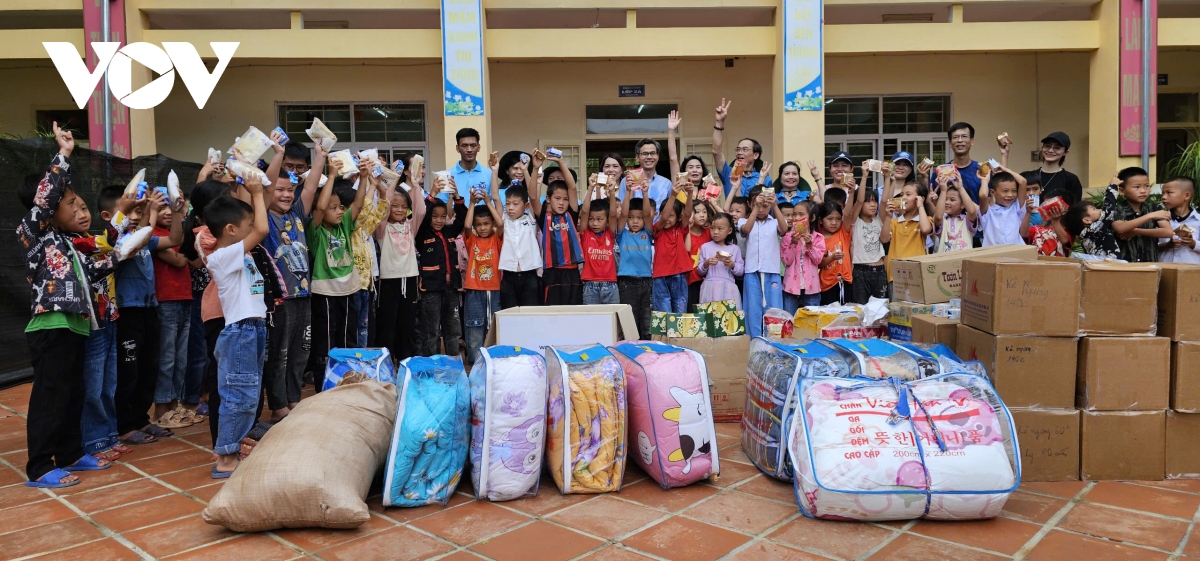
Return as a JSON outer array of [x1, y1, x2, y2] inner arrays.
[[310, 293, 351, 391], [619, 276, 653, 340], [377, 277, 419, 363], [416, 288, 461, 357], [852, 264, 888, 304], [542, 267, 582, 306], [25, 328, 87, 481], [264, 298, 310, 410], [116, 306, 160, 435], [204, 318, 263, 446], [687, 281, 701, 311], [500, 269, 540, 309], [820, 280, 854, 305]]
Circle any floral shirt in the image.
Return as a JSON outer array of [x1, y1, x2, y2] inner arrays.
[[1076, 184, 1121, 260], [352, 190, 388, 291]]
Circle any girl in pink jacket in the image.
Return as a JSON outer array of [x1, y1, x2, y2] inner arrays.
[[780, 200, 826, 314]]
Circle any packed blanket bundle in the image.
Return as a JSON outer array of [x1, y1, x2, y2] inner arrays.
[[786, 373, 1019, 521], [743, 337, 854, 480], [896, 342, 988, 380], [383, 356, 471, 507], [611, 341, 720, 489], [323, 347, 396, 391], [469, 346, 549, 502], [545, 344, 628, 494], [203, 376, 397, 531], [826, 339, 922, 381]]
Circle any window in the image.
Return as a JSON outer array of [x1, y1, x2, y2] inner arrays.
[[824, 95, 951, 184], [35, 109, 89, 140], [277, 102, 427, 181], [585, 104, 677, 135], [1160, 93, 1199, 124]]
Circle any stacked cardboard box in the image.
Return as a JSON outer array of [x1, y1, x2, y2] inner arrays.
[[1160, 264, 1200, 479]]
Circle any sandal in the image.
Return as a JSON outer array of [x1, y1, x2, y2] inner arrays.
[[195, 402, 209, 417], [26, 468, 79, 489], [111, 444, 132, 454], [178, 407, 206, 426], [155, 409, 190, 429], [65, 455, 111, 472], [123, 431, 157, 445], [246, 420, 274, 441], [142, 424, 174, 438], [91, 449, 121, 462]]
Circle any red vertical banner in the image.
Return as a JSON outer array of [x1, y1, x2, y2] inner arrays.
[[82, 0, 131, 157], [1119, 0, 1157, 157]]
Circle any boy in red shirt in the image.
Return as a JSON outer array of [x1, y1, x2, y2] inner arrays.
[[581, 175, 620, 304], [150, 188, 191, 429], [463, 190, 503, 365], [652, 176, 695, 313]]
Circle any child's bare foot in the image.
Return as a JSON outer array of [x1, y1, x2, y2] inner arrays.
[[212, 454, 238, 479]]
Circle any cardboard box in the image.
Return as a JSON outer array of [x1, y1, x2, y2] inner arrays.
[[1077, 336, 1170, 411], [887, 324, 912, 341], [956, 325, 1077, 408], [1010, 408, 1080, 481], [1158, 264, 1200, 341], [1172, 341, 1200, 412], [1081, 410, 1165, 481], [486, 304, 639, 349], [1041, 258, 1160, 336], [891, 244, 1038, 304], [888, 301, 936, 328], [961, 258, 1081, 336], [1166, 411, 1200, 478], [651, 335, 750, 422], [911, 314, 959, 350]]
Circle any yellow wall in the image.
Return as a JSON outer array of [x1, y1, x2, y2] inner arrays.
[[0, 63, 77, 139], [1159, 51, 1200, 92]]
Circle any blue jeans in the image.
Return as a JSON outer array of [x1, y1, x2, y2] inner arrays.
[[464, 289, 500, 365], [214, 318, 267, 457], [350, 289, 371, 347], [81, 318, 118, 455], [743, 272, 783, 338], [155, 300, 191, 404], [782, 291, 821, 316], [652, 273, 689, 313], [184, 290, 207, 404], [583, 281, 620, 305]]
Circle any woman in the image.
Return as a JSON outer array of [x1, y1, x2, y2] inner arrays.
[[668, 110, 719, 206], [1016, 131, 1083, 204], [400, 152, 427, 193], [775, 162, 811, 206]]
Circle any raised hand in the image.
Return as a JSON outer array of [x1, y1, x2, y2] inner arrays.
[[52, 121, 74, 156], [715, 98, 731, 123], [806, 160, 821, 182], [668, 110, 682, 131]]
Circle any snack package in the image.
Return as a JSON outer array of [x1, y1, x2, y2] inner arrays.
[[306, 117, 337, 151], [935, 164, 956, 180], [123, 169, 147, 197], [978, 161, 992, 176], [731, 161, 745, 178], [1038, 195, 1069, 218], [675, 171, 689, 183], [380, 166, 401, 191], [763, 186, 776, 198], [329, 150, 360, 177], [358, 149, 384, 178], [866, 159, 883, 173], [763, 308, 795, 338], [232, 126, 274, 164], [921, 157, 935, 167], [627, 168, 645, 191], [794, 216, 808, 235], [997, 131, 1010, 146], [1029, 194, 1041, 209], [166, 170, 182, 204], [546, 147, 563, 158], [225, 158, 270, 186], [533, 149, 547, 161], [596, 172, 608, 186], [299, 169, 329, 188], [519, 153, 530, 165], [890, 197, 905, 214], [207, 148, 222, 165], [114, 226, 153, 261], [410, 154, 425, 181], [1178, 225, 1195, 236], [699, 174, 722, 202], [271, 126, 290, 145], [434, 171, 455, 195]]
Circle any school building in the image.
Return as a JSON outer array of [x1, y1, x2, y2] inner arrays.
[[0, 0, 1197, 187]]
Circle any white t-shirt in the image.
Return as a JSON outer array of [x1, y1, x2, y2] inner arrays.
[[207, 243, 267, 324], [499, 211, 541, 272], [379, 221, 419, 279], [852, 216, 886, 264]]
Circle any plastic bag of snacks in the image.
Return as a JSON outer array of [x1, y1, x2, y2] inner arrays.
[[323, 348, 396, 392], [827, 338, 922, 380], [329, 150, 360, 178], [306, 117, 337, 151], [763, 308, 795, 338], [224, 158, 270, 186], [231, 126, 274, 163], [469, 346, 548, 502], [545, 345, 627, 494]]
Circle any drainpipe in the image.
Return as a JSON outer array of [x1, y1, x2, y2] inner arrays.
[[1141, 0, 1150, 172], [101, 0, 112, 153]]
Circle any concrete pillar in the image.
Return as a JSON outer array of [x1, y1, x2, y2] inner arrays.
[[124, 2, 156, 157], [1088, 0, 1153, 185], [772, 1, 824, 174], [441, 1, 491, 170]]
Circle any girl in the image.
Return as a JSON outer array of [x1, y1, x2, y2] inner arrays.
[[933, 174, 979, 253], [375, 168, 427, 363], [846, 176, 889, 303], [775, 162, 811, 206], [780, 200, 825, 313], [817, 202, 854, 305], [651, 176, 695, 313], [697, 213, 744, 307], [882, 181, 933, 291], [739, 185, 789, 337], [686, 199, 714, 309]]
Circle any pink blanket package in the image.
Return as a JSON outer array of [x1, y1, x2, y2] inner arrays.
[[610, 342, 720, 489], [786, 373, 1019, 521]]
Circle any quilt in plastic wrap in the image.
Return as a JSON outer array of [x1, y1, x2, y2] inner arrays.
[[545, 345, 628, 494], [826, 338, 922, 380], [323, 347, 396, 391], [896, 342, 988, 380], [469, 346, 548, 502]]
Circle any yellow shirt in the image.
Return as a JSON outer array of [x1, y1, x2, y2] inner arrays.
[[887, 216, 926, 281], [352, 191, 388, 291]]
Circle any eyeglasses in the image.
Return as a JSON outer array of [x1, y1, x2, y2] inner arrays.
[[950, 134, 971, 141], [735, 147, 754, 153], [283, 163, 308, 172], [1041, 143, 1065, 151], [638, 151, 658, 157]]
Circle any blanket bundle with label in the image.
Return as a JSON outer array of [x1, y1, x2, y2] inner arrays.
[[383, 356, 471, 507], [469, 346, 548, 502], [787, 373, 1019, 521], [897, 342, 988, 380], [826, 339, 922, 381], [545, 345, 628, 494], [611, 341, 720, 489], [323, 347, 396, 391]]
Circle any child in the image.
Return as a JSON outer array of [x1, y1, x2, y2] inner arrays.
[[847, 178, 889, 303], [739, 185, 788, 336], [617, 182, 656, 338], [531, 152, 583, 304], [490, 154, 542, 309], [416, 192, 466, 356], [463, 191, 503, 365], [652, 177, 696, 313], [779, 200, 825, 312], [697, 212, 745, 306], [882, 182, 931, 293], [204, 174, 270, 478], [686, 199, 714, 308], [1062, 198, 1121, 260], [18, 123, 116, 487], [581, 176, 620, 305], [1020, 174, 1070, 257], [933, 175, 979, 253], [978, 166, 1026, 247], [1111, 167, 1173, 262], [376, 161, 427, 362], [310, 157, 372, 389], [150, 185, 192, 429], [817, 202, 854, 304], [348, 160, 389, 348], [1159, 176, 1200, 263]]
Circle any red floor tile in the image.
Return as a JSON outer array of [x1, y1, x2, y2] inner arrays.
[[768, 515, 895, 560], [0, 467, 24, 487], [866, 533, 1007, 560], [408, 500, 531, 545], [90, 493, 206, 532], [0, 517, 104, 560], [623, 517, 749, 561], [122, 514, 234, 558], [121, 438, 198, 460], [188, 482, 224, 503], [1185, 531, 1200, 558], [0, 482, 48, 509], [683, 490, 796, 535], [1057, 503, 1189, 551], [471, 520, 603, 561], [1001, 490, 1069, 524], [317, 526, 454, 561], [372, 490, 473, 523], [0, 496, 77, 535], [158, 464, 224, 491], [1020, 481, 1089, 499], [734, 475, 796, 504], [708, 461, 760, 489], [1026, 529, 1171, 561], [271, 513, 396, 552], [51, 464, 142, 495], [724, 541, 835, 561], [1134, 480, 1200, 494], [28, 538, 141, 560], [616, 479, 720, 512], [65, 478, 173, 513], [437, 552, 488, 561], [498, 484, 594, 517], [162, 533, 301, 560], [580, 545, 657, 561], [125, 448, 213, 476], [910, 516, 1041, 555], [721, 446, 754, 466], [548, 495, 664, 539], [1086, 482, 1200, 520]]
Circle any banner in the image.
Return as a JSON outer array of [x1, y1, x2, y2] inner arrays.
[[783, 0, 823, 112], [1119, 0, 1157, 156], [82, 0, 131, 157], [441, 0, 485, 117]]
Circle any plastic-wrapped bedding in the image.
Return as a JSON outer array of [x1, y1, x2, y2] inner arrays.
[[383, 356, 471, 507], [323, 348, 396, 391], [827, 338, 922, 380], [545, 345, 628, 494], [469, 346, 548, 502], [611, 341, 720, 489], [742, 338, 855, 480], [786, 373, 1019, 521], [896, 342, 988, 380]]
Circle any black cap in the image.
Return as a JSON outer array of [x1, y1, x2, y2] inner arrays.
[[829, 150, 855, 166], [1040, 132, 1071, 150]]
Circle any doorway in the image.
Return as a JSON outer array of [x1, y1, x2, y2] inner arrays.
[[585, 139, 673, 178]]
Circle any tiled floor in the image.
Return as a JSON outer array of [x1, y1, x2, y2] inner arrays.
[[2, 382, 1200, 561]]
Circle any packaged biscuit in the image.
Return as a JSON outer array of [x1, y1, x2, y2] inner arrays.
[[271, 126, 289, 145], [232, 126, 274, 163], [763, 186, 775, 198], [123, 169, 146, 197], [306, 117, 337, 151], [328, 150, 359, 176], [731, 161, 745, 178], [627, 168, 645, 190], [935, 164, 956, 180], [358, 149, 384, 178], [410, 154, 424, 180], [1038, 196, 1069, 217], [207, 148, 222, 165], [921, 157, 934, 167], [997, 131, 1009, 146], [978, 161, 991, 176], [380, 166, 401, 191], [546, 147, 563, 158], [794, 216, 808, 235], [225, 158, 270, 186], [866, 159, 882, 173], [166, 170, 182, 204]]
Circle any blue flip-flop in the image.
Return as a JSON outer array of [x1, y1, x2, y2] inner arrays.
[[211, 465, 234, 480], [26, 468, 80, 488], [65, 454, 112, 472]]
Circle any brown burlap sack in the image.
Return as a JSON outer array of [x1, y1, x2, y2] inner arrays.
[[202, 378, 398, 532]]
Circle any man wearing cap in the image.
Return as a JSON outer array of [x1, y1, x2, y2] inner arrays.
[[1021, 132, 1083, 205], [712, 98, 772, 197]]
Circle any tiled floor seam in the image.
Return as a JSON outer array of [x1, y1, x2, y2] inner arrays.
[[1013, 481, 1095, 560], [32, 481, 157, 561], [1167, 499, 1200, 560]]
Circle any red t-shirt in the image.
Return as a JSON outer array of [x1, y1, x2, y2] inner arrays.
[[686, 229, 712, 285], [652, 222, 694, 278], [463, 232, 502, 291], [581, 229, 617, 282], [151, 227, 191, 302]]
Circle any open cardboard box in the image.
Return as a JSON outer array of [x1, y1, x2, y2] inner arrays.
[[484, 304, 640, 350]]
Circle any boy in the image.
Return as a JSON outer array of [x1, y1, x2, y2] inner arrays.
[[416, 194, 466, 356], [1158, 176, 1199, 263], [532, 170, 584, 305], [204, 174, 270, 478], [463, 191, 503, 365], [18, 123, 116, 487], [1019, 174, 1069, 257], [654, 178, 696, 313], [150, 184, 192, 429], [617, 184, 656, 339], [778, 201, 795, 230], [1111, 167, 1173, 262], [310, 157, 372, 389], [581, 175, 620, 305], [977, 166, 1027, 247], [490, 157, 541, 309]]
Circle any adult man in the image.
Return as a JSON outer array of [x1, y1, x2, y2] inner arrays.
[[443, 128, 491, 202], [1016, 131, 1084, 204], [942, 122, 982, 204], [618, 138, 673, 206], [712, 98, 771, 197]]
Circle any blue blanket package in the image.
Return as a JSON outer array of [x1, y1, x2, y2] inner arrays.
[[827, 338, 922, 380], [897, 342, 989, 380], [323, 348, 396, 391], [383, 356, 471, 507]]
